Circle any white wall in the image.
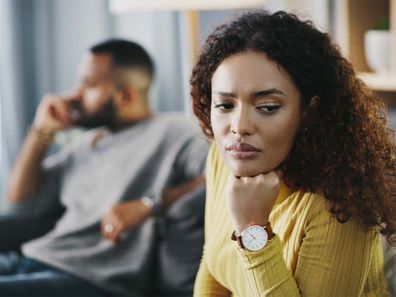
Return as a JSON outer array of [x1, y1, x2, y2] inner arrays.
[[113, 11, 185, 111]]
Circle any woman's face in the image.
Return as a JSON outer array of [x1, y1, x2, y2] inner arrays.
[[210, 51, 302, 177]]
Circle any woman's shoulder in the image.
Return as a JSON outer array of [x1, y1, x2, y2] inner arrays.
[[276, 190, 330, 224], [205, 144, 230, 203], [290, 191, 378, 239], [296, 191, 328, 213], [206, 143, 229, 179]]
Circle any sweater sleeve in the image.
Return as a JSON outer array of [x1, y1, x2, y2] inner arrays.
[[237, 235, 299, 296], [194, 253, 231, 297], [235, 198, 387, 297]]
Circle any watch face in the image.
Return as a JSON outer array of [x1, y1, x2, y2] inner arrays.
[[241, 225, 268, 251]]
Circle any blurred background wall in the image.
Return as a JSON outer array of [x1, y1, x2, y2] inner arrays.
[[1, 0, 395, 205]]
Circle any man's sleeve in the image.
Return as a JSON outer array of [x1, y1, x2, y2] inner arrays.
[[174, 133, 209, 179]]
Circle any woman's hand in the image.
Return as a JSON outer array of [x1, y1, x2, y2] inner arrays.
[[226, 171, 281, 234]]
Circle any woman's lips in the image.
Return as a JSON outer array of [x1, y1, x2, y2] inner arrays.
[[225, 143, 261, 160]]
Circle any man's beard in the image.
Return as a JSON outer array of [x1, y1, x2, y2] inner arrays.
[[73, 97, 117, 129]]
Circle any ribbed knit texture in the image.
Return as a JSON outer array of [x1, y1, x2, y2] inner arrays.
[[194, 144, 389, 297]]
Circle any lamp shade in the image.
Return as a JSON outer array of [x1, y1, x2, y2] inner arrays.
[[110, 0, 264, 13]]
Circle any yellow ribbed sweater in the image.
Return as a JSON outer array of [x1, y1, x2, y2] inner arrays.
[[194, 144, 389, 297]]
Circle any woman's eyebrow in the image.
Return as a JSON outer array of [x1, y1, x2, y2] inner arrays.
[[252, 88, 286, 97], [212, 88, 287, 98], [212, 91, 237, 98]]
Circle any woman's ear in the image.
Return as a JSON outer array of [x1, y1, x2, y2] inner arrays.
[[308, 95, 320, 108], [300, 95, 320, 128]]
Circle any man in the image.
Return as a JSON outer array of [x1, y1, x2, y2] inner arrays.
[[0, 39, 208, 296]]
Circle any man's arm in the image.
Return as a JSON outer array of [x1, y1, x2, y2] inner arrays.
[[101, 176, 205, 244], [160, 176, 205, 209], [6, 93, 77, 203], [6, 128, 53, 203], [101, 122, 209, 244]]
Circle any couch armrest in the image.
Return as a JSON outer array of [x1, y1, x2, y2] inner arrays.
[[0, 210, 63, 252]]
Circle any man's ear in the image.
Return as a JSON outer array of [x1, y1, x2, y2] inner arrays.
[[117, 86, 137, 106]]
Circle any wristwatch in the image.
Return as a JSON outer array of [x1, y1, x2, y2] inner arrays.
[[141, 194, 162, 216], [231, 222, 274, 252]]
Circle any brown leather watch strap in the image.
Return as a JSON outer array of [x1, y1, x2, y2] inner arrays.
[[265, 222, 274, 239], [231, 230, 244, 249]]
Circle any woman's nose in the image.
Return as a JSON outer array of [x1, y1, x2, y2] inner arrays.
[[230, 108, 254, 136]]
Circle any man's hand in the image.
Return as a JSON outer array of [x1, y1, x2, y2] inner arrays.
[[101, 200, 152, 244], [6, 91, 81, 203], [100, 176, 205, 244], [33, 92, 81, 133]]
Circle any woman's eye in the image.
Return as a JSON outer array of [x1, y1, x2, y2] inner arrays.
[[213, 103, 234, 111], [257, 105, 281, 113]]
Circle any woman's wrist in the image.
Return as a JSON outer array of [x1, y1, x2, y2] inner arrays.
[[233, 216, 270, 234]]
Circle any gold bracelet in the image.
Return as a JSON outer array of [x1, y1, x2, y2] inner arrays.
[[29, 125, 55, 145]]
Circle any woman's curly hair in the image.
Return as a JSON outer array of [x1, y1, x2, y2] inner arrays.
[[191, 10, 396, 245]]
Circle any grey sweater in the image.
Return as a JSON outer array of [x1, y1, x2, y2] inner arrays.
[[21, 112, 209, 295]]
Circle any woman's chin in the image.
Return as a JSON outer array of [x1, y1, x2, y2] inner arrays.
[[227, 162, 270, 177]]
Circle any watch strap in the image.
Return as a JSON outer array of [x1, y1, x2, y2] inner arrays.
[[141, 195, 162, 216], [231, 231, 245, 249]]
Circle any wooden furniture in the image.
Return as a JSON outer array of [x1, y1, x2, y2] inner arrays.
[[334, 0, 396, 107]]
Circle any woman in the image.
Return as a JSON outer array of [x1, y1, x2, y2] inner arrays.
[[191, 10, 395, 296]]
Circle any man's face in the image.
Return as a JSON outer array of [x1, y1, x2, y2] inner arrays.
[[73, 53, 118, 128]]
